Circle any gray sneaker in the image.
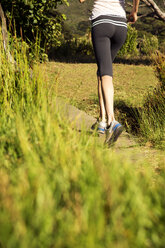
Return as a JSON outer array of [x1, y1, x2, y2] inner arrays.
[[91, 121, 107, 134], [105, 120, 123, 145]]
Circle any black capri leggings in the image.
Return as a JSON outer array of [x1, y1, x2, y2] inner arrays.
[[91, 15, 127, 77]]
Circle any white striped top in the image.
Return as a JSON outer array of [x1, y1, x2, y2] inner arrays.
[[90, 0, 126, 20], [91, 17, 127, 28]]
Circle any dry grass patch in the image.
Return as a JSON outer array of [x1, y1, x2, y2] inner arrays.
[[44, 62, 160, 118]]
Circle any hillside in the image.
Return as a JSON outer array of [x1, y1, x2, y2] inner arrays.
[[58, 0, 165, 45]]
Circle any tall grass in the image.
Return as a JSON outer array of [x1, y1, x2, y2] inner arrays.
[[0, 31, 165, 248], [138, 53, 165, 149]]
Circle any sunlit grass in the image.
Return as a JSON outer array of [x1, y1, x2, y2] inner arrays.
[[44, 60, 165, 149], [138, 54, 165, 149], [44, 62, 160, 117], [0, 30, 165, 248]]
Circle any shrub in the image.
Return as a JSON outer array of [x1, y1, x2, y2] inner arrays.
[[52, 25, 140, 61], [1, 0, 68, 50], [140, 34, 159, 55], [49, 36, 94, 61], [118, 24, 139, 57], [76, 37, 93, 56], [159, 40, 165, 54], [154, 52, 165, 88]]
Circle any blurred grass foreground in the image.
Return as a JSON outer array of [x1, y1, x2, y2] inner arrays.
[[0, 31, 165, 248]]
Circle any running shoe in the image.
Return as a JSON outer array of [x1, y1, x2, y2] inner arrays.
[[91, 121, 107, 134], [105, 120, 123, 145]]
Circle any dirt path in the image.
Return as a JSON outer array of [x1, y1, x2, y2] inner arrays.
[[55, 97, 165, 167]]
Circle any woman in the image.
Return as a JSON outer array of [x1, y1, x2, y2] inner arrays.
[[79, 0, 140, 145]]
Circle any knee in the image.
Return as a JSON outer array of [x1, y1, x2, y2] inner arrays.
[[98, 65, 113, 77]]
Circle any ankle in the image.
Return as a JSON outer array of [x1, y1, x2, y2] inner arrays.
[[107, 117, 115, 126], [99, 116, 106, 123], [101, 119, 106, 123]]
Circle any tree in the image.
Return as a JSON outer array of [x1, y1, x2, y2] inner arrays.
[[0, 3, 8, 53], [0, 0, 68, 50], [127, 0, 165, 21], [0, 3, 15, 63], [141, 0, 165, 21]]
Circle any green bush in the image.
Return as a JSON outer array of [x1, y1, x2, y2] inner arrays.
[[155, 52, 165, 87], [76, 37, 93, 56], [53, 25, 139, 60], [1, 0, 68, 50], [118, 24, 139, 57], [49, 36, 94, 61], [159, 40, 165, 54], [140, 34, 159, 55]]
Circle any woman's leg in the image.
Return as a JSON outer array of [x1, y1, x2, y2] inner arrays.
[[98, 76, 106, 123], [92, 26, 115, 126], [101, 75, 114, 126], [92, 19, 127, 128], [98, 74, 114, 126]]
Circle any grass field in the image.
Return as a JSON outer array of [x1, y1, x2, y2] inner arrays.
[[43, 60, 165, 155], [44, 62, 160, 118]]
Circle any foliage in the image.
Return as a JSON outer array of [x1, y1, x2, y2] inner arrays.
[[49, 36, 94, 61], [135, 53, 165, 148], [155, 52, 165, 87], [50, 25, 140, 60], [139, 34, 159, 55], [58, 0, 165, 47], [0, 41, 42, 112], [159, 40, 165, 54], [0, 32, 165, 248], [118, 25, 139, 57], [1, 0, 68, 50], [58, 0, 93, 37], [135, 17, 165, 46], [53, 25, 159, 61], [114, 52, 165, 148]]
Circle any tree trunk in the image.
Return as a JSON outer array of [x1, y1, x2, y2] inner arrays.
[[0, 3, 15, 64], [141, 0, 165, 21]]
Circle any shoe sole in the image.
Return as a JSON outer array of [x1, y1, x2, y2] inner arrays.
[[91, 124, 105, 134], [98, 127, 105, 134], [105, 125, 124, 146], [98, 130, 105, 134]]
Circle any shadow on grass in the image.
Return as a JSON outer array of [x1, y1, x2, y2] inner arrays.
[[49, 49, 152, 65], [74, 97, 142, 136], [114, 56, 152, 66], [114, 100, 141, 135], [80, 96, 141, 135], [49, 54, 95, 64]]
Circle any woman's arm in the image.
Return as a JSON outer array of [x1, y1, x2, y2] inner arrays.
[[128, 0, 140, 23]]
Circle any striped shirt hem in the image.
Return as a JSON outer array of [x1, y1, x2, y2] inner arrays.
[[90, 13, 126, 20], [91, 15, 127, 28], [92, 18, 127, 28]]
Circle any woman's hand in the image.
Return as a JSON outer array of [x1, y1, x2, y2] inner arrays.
[[79, 0, 85, 3], [128, 0, 139, 23], [128, 11, 138, 24]]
